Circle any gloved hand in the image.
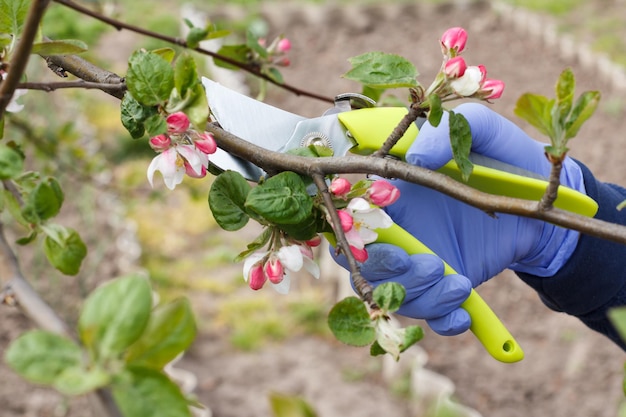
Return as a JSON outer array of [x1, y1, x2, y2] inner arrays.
[[334, 103, 587, 336]]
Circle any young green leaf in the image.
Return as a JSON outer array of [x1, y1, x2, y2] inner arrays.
[[4, 330, 82, 385], [245, 172, 313, 225], [185, 82, 210, 130], [448, 111, 473, 181], [42, 225, 87, 275], [31, 39, 88, 56], [112, 367, 192, 417], [54, 366, 110, 396], [0, 144, 24, 179], [328, 297, 376, 347], [427, 94, 443, 128], [0, 0, 30, 35], [120, 92, 158, 139], [186, 27, 209, 49], [372, 282, 406, 313], [209, 171, 252, 231], [126, 51, 175, 106], [343, 52, 419, 89], [125, 298, 197, 369], [269, 392, 318, 417], [30, 177, 64, 221], [78, 275, 152, 361], [246, 30, 268, 59], [144, 113, 168, 137], [214, 44, 249, 70], [174, 52, 197, 99], [564, 90, 600, 140], [514, 93, 555, 138], [555, 68, 575, 123]]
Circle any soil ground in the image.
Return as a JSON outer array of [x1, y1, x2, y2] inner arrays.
[[3, 1, 626, 417]]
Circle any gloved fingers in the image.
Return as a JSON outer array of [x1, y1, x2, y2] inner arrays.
[[407, 103, 551, 177], [425, 308, 471, 336], [397, 273, 472, 319], [330, 243, 412, 277]]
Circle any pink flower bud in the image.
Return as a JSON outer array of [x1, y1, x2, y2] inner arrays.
[[367, 180, 400, 207], [444, 56, 467, 79], [149, 134, 171, 151], [305, 235, 322, 247], [264, 257, 284, 284], [337, 210, 354, 232], [166, 112, 190, 134], [184, 161, 207, 178], [479, 78, 505, 100], [275, 57, 290, 67], [329, 177, 351, 196], [441, 27, 468, 55], [350, 246, 368, 263], [477, 65, 487, 83], [248, 263, 267, 290], [277, 38, 291, 53], [195, 132, 218, 155]]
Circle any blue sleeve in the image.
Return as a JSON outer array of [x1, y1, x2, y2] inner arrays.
[[516, 161, 626, 350]]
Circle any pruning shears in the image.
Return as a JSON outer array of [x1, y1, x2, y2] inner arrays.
[[202, 78, 598, 363]]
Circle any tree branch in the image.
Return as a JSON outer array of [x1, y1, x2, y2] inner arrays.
[[52, 0, 334, 104], [0, 0, 51, 119], [19, 80, 126, 94]]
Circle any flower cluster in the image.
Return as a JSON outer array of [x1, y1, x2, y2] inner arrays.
[[243, 237, 321, 294], [433, 27, 504, 101], [329, 177, 399, 262], [256, 35, 292, 68], [147, 112, 217, 190]]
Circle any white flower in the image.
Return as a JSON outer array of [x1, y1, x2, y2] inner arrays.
[[1, 72, 27, 113], [449, 65, 483, 96], [242, 244, 320, 294], [147, 144, 207, 190], [343, 197, 393, 251]]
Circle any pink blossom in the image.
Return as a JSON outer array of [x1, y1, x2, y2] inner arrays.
[[337, 210, 354, 232], [248, 263, 266, 290], [329, 177, 351, 196], [275, 57, 291, 67], [441, 27, 468, 55], [184, 161, 207, 178], [338, 198, 394, 262], [367, 180, 401, 207], [149, 134, 171, 151], [264, 256, 284, 284], [444, 56, 467, 79], [195, 132, 218, 155], [350, 246, 369, 263], [147, 144, 207, 189], [166, 112, 190, 134], [479, 78, 505, 100], [305, 235, 322, 247], [277, 38, 291, 53]]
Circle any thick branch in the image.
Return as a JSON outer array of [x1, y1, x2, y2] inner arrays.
[[0, 0, 51, 119], [206, 123, 626, 246]]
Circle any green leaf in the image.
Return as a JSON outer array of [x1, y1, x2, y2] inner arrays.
[[126, 51, 175, 106], [245, 172, 313, 225], [42, 225, 87, 275], [343, 52, 419, 89], [402, 325, 424, 351], [427, 94, 443, 127], [246, 30, 268, 59], [174, 52, 197, 99], [125, 298, 197, 369], [234, 228, 272, 262], [564, 90, 600, 140], [78, 275, 152, 361], [608, 307, 626, 343], [0, 144, 24, 179], [369, 340, 386, 357], [151, 48, 176, 63], [144, 113, 167, 137], [555, 68, 575, 123], [265, 67, 284, 84], [372, 282, 406, 313], [5, 330, 82, 385], [54, 366, 110, 396], [30, 177, 64, 221], [185, 27, 209, 49], [1, 188, 28, 227], [327, 297, 375, 347], [277, 211, 324, 241], [185, 82, 209, 130], [120, 92, 157, 139], [448, 111, 473, 181], [112, 367, 192, 417], [214, 44, 249, 70], [209, 171, 252, 231], [31, 39, 88, 56], [514, 93, 554, 138], [0, 0, 29, 35], [269, 392, 318, 417]]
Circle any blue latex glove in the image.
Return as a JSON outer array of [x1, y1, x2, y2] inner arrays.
[[335, 103, 587, 336]]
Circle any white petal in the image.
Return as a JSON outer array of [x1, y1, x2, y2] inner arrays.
[[146, 154, 162, 187], [345, 227, 365, 249], [302, 256, 320, 279], [358, 227, 379, 245], [271, 273, 291, 294], [163, 168, 185, 190], [242, 251, 267, 282], [177, 144, 204, 175], [450, 66, 481, 96], [354, 208, 393, 230], [277, 245, 303, 272], [347, 197, 371, 212]]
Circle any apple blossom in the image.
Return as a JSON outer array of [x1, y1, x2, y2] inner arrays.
[[337, 209, 354, 232], [149, 134, 171, 151], [440, 27, 467, 56], [329, 177, 351, 196], [340, 197, 393, 262], [443, 56, 467, 79], [478, 78, 505, 100], [194, 132, 218, 155], [248, 262, 267, 290], [367, 180, 400, 207], [277, 38, 291, 53], [449, 65, 484, 96], [264, 255, 284, 284], [166, 112, 190, 134], [147, 144, 207, 190]]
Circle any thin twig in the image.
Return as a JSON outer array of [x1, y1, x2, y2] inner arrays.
[[539, 157, 563, 211], [372, 102, 424, 158], [52, 0, 334, 104], [19, 80, 127, 94], [310, 173, 374, 304], [0, 0, 52, 119]]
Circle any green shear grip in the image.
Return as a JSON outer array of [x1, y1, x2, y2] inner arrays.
[[375, 223, 524, 363]]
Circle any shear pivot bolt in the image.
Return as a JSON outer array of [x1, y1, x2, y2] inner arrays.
[[301, 132, 332, 149]]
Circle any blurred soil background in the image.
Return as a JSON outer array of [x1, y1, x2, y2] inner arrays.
[[2, 1, 626, 417]]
